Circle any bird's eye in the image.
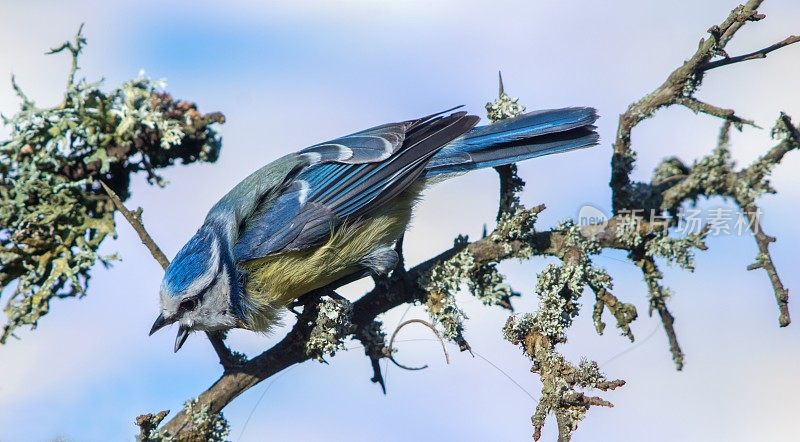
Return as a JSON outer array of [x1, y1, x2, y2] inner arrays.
[[179, 298, 198, 312]]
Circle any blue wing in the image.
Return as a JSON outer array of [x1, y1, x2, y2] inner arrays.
[[233, 110, 479, 261], [297, 122, 407, 164]]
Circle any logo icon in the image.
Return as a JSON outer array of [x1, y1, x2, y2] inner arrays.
[[577, 204, 609, 228]]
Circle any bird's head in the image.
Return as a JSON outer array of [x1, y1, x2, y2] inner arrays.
[[150, 227, 241, 351]]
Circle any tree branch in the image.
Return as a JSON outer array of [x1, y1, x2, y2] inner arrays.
[[611, 0, 783, 211]]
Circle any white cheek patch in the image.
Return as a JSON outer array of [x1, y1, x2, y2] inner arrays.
[[193, 269, 237, 330]]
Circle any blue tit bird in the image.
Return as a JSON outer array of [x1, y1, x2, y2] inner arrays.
[[149, 106, 599, 351]]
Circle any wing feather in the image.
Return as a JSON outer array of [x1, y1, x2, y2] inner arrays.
[[234, 110, 478, 261]]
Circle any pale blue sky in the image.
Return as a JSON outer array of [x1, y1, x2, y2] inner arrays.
[[1, 1, 799, 440]]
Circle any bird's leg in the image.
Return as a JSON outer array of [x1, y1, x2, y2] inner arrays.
[[394, 233, 406, 270], [388, 234, 413, 290], [205, 331, 243, 370]]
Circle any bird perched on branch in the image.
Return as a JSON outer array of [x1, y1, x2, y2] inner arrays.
[[149, 105, 598, 351]]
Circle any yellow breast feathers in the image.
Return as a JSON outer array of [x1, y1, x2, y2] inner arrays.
[[240, 196, 414, 331]]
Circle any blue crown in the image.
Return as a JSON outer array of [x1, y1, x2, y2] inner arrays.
[[162, 230, 213, 296]]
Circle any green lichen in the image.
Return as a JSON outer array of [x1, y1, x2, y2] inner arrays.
[[651, 157, 689, 185], [503, 314, 623, 441], [491, 205, 540, 257], [531, 220, 611, 341], [419, 229, 524, 345], [0, 27, 223, 343], [485, 73, 526, 123], [182, 399, 231, 442], [305, 297, 355, 362], [645, 230, 707, 272]]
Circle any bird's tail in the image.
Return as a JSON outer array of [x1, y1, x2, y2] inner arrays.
[[424, 107, 599, 177]]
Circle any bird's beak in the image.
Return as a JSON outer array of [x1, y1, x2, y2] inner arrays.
[[174, 324, 191, 353], [149, 312, 169, 336]]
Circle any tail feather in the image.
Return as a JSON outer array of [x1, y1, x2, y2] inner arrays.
[[425, 107, 598, 177]]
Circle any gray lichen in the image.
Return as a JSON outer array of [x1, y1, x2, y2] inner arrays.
[[503, 314, 624, 441], [645, 230, 707, 272], [305, 297, 355, 362], [485, 72, 527, 123], [468, 263, 520, 309], [615, 214, 646, 249], [530, 220, 612, 341], [502, 218, 634, 440], [425, 276, 467, 344], [182, 399, 231, 442], [652, 157, 689, 185], [491, 205, 541, 257], [591, 284, 637, 342], [418, 229, 523, 347], [136, 399, 230, 442], [135, 411, 170, 442], [357, 319, 387, 360]]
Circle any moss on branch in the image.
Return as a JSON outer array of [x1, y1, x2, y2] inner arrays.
[[0, 27, 224, 343]]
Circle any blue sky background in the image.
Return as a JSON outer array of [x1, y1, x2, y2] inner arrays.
[[1, 1, 799, 440]]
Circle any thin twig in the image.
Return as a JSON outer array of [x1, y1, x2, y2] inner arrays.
[[636, 255, 684, 370], [701, 35, 800, 71], [100, 180, 168, 269], [676, 97, 759, 128], [386, 319, 450, 370], [742, 205, 790, 326]]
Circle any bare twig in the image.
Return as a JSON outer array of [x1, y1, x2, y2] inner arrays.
[[676, 97, 759, 128], [701, 35, 800, 70], [100, 180, 169, 269], [46, 23, 86, 94], [742, 205, 790, 326], [636, 255, 684, 370]]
